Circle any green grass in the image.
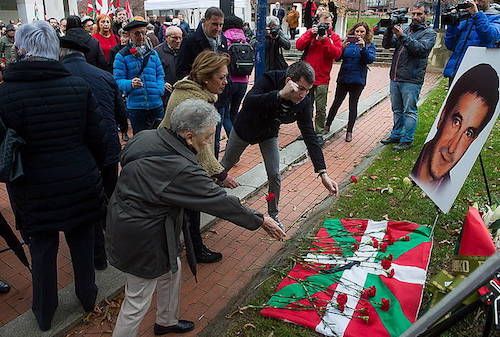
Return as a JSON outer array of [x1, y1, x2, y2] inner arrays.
[[346, 16, 381, 30], [218, 79, 499, 337]]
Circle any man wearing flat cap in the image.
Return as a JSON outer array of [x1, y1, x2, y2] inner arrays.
[[113, 17, 165, 134], [0, 24, 16, 65], [60, 31, 128, 270]]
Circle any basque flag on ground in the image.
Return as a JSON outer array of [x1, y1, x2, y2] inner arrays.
[[261, 218, 433, 336]]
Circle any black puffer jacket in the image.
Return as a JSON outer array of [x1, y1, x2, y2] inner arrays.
[[0, 60, 106, 234], [62, 53, 127, 167]]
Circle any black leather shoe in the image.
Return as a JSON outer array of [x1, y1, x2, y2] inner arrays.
[[0, 280, 10, 294], [196, 245, 222, 263], [94, 258, 108, 271], [154, 320, 195, 335], [380, 137, 400, 145]]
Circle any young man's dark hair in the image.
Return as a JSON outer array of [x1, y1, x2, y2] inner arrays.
[[286, 60, 315, 84], [413, 1, 430, 13], [443, 63, 498, 134]]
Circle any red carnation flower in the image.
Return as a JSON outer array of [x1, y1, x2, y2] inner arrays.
[[381, 298, 390, 311], [401, 235, 410, 241], [352, 242, 359, 250], [265, 192, 276, 202], [387, 269, 395, 278], [337, 293, 348, 306], [381, 258, 392, 270], [387, 254, 393, 261], [129, 47, 138, 55], [337, 303, 345, 312], [350, 175, 358, 183], [361, 286, 376, 299], [371, 237, 379, 249], [380, 242, 388, 252]]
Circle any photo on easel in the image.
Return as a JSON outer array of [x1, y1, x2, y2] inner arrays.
[[411, 47, 500, 214]]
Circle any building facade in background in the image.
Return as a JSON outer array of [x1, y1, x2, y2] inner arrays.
[[0, 0, 78, 23]]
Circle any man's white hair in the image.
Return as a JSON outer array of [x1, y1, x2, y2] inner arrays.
[[266, 16, 280, 27], [14, 20, 59, 60], [165, 25, 182, 36], [170, 99, 221, 134]]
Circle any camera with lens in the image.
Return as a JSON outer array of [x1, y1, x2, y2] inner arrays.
[[317, 23, 330, 37], [441, 2, 472, 26], [380, 8, 409, 28], [269, 27, 280, 38]]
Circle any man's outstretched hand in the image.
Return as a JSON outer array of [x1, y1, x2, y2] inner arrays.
[[261, 216, 286, 240], [321, 173, 339, 197]]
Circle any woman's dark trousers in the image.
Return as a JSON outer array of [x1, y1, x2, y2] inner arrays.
[[326, 83, 365, 132], [29, 224, 97, 331]]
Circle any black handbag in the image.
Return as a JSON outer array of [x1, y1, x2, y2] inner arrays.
[[0, 117, 25, 182]]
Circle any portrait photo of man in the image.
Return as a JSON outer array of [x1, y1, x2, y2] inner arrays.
[[411, 60, 499, 213]]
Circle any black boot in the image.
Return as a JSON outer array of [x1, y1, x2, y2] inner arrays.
[[0, 279, 10, 294], [196, 245, 222, 263]]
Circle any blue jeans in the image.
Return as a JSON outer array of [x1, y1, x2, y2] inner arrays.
[[229, 82, 248, 123], [214, 104, 232, 158], [389, 80, 422, 143], [127, 106, 164, 135]]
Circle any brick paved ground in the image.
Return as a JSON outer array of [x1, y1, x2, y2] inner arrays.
[[0, 65, 440, 335]]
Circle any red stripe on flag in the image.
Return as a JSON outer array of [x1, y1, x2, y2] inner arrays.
[[343, 299, 391, 337], [395, 241, 432, 270], [341, 218, 369, 241], [277, 263, 321, 290], [379, 275, 424, 322], [311, 227, 344, 255], [386, 220, 420, 240]]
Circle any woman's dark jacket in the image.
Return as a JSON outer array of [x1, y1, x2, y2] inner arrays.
[[337, 42, 377, 86], [0, 60, 106, 234], [62, 52, 127, 167], [233, 70, 326, 172]]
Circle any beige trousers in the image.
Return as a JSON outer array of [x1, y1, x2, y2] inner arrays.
[[112, 258, 182, 337]]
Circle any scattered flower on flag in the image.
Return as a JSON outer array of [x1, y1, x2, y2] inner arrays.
[[387, 269, 395, 278], [371, 237, 379, 249], [380, 298, 390, 311], [337, 293, 348, 306], [401, 235, 410, 241], [361, 286, 376, 299], [381, 258, 392, 270]]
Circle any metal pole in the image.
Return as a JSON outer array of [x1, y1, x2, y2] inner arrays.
[[255, 0, 267, 80]]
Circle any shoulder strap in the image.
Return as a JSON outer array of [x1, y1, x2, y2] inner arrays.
[[137, 51, 152, 77]]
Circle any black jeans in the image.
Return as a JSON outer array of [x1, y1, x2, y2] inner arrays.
[[326, 83, 365, 132], [29, 225, 97, 331], [289, 27, 297, 40], [185, 209, 204, 255]]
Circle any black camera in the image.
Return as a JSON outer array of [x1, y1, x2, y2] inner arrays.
[[441, 2, 472, 26], [317, 23, 330, 37], [379, 9, 409, 28], [269, 27, 280, 38]]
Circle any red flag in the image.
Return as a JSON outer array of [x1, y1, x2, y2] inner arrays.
[[109, 0, 116, 17], [457, 207, 496, 257], [115, 0, 121, 8], [125, 0, 133, 18], [87, 0, 94, 15]]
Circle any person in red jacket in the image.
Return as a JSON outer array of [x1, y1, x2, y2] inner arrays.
[[296, 12, 342, 135]]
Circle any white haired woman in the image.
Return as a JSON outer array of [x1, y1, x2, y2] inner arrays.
[[107, 99, 285, 337], [0, 21, 106, 331]]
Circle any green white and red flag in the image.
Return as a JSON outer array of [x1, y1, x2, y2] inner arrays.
[[261, 218, 433, 337]]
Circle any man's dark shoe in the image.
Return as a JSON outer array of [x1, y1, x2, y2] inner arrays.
[[94, 258, 108, 271], [380, 137, 400, 145], [271, 215, 285, 231], [0, 280, 10, 294], [196, 245, 222, 263], [393, 142, 413, 151], [154, 320, 194, 335]]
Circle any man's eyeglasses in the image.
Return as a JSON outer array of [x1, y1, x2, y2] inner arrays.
[[133, 30, 147, 37]]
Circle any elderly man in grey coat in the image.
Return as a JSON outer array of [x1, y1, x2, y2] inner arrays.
[[107, 99, 285, 337]]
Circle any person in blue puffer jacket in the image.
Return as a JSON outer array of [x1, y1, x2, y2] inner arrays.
[[324, 22, 376, 142], [114, 18, 165, 134], [443, 0, 500, 82]]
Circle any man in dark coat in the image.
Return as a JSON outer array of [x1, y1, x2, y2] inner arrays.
[[221, 61, 339, 229], [107, 99, 285, 337], [66, 15, 108, 70], [154, 25, 183, 106], [60, 31, 128, 270], [0, 21, 106, 331], [272, 2, 286, 25]]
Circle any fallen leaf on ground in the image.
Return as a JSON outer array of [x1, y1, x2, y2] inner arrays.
[[244, 323, 256, 329], [381, 187, 394, 194], [208, 230, 218, 235], [369, 175, 378, 180], [439, 240, 452, 245], [383, 214, 390, 220]]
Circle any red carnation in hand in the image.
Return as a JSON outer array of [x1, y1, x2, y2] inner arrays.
[[265, 192, 276, 202], [371, 237, 379, 249], [387, 269, 395, 278], [337, 293, 348, 306], [380, 242, 388, 252], [381, 298, 390, 311], [350, 175, 358, 183], [381, 258, 392, 270]]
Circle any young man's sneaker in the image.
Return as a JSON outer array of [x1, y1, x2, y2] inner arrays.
[[0, 280, 10, 294], [154, 320, 194, 335], [393, 142, 412, 151], [196, 245, 222, 263], [380, 137, 400, 145], [271, 216, 285, 231]]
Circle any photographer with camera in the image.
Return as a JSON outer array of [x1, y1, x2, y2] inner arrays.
[[264, 15, 291, 71], [296, 12, 342, 135], [443, 0, 500, 83], [381, 2, 436, 151]]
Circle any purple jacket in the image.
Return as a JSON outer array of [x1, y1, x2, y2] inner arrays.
[[223, 28, 249, 83]]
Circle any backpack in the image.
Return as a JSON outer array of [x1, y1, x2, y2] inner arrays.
[[228, 42, 255, 76]]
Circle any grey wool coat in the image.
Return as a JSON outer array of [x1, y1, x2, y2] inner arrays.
[[106, 128, 263, 279]]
